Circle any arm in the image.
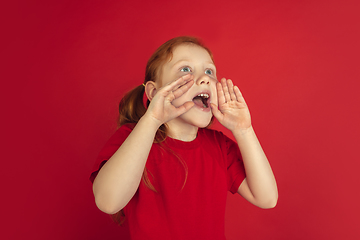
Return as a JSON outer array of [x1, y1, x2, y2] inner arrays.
[[233, 127, 278, 209], [93, 116, 159, 214], [211, 78, 278, 209], [93, 75, 194, 214]]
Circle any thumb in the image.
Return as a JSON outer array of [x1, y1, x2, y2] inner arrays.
[[175, 101, 195, 116], [210, 103, 223, 121]]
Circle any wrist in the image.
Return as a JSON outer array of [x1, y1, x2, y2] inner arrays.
[[139, 113, 163, 130], [232, 126, 254, 140]]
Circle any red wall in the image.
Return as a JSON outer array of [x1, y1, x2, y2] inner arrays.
[[3, 0, 360, 239]]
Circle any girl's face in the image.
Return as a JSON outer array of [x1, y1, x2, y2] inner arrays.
[[158, 44, 218, 128]]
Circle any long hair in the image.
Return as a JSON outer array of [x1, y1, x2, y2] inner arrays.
[[113, 36, 214, 224]]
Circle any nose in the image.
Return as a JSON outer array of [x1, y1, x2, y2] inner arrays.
[[195, 74, 210, 85]]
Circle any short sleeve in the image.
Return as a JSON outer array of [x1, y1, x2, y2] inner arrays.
[[224, 134, 246, 194], [89, 124, 133, 183]]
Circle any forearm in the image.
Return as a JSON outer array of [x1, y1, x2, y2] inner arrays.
[[93, 115, 160, 214], [233, 127, 278, 208]]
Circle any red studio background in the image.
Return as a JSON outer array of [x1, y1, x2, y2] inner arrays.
[[2, 0, 360, 239]]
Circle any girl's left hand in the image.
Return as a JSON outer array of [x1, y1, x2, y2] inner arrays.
[[210, 78, 251, 132]]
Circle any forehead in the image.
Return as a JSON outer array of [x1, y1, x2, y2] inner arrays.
[[169, 44, 213, 63]]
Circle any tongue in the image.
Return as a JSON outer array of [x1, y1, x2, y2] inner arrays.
[[193, 96, 204, 108]]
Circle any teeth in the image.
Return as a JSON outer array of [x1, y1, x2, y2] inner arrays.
[[197, 93, 209, 98]]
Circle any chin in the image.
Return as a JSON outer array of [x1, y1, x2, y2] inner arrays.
[[175, 105, 213, 128], [185, 112, 213, 128], [194, 121, 211, 128], [194, 110, 213, 128]]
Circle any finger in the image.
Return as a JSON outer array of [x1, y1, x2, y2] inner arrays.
[[227, 79, 237, 101], [159, 74, 192, 97], [210, 103, 223, 121], [172, 78, 194, 99], [167, 74, 193, 90], [161, 75, 193, 102], [221, 78, 231, 102], [216, 82, 226, 105], [234, 85, 246, 103], [174, 101, 195, 116]]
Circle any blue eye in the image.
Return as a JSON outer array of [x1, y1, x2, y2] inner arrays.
[[181, 67, 191, 72], [205, 69, 213, 75]]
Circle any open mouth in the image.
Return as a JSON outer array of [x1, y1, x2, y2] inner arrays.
[[192, 93, 210, 108]]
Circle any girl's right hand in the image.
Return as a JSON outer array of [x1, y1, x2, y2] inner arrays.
[[144, 74, 195, 127]]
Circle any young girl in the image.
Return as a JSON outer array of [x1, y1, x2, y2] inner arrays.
[[90, 36, 278, 239]]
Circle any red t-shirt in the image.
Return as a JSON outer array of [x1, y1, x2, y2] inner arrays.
[[90, 124, 246, 240]]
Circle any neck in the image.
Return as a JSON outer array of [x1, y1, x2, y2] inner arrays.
[[166, 119, 198, 142]]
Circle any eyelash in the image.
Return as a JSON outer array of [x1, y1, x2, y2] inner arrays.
[[205, 69, 213, 75], [180, 66, 192, 73], [180, 66, 214, 75]]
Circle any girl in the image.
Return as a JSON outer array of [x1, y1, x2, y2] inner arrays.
[[90, 36, 278, 239]]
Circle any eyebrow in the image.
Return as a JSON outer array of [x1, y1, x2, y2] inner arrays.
[[171, 60, 216, 69]]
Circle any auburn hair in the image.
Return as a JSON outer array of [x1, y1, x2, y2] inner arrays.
[[113, 36, 214, 224]]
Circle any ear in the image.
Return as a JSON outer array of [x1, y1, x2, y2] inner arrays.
[[144, 81, 157, 101]]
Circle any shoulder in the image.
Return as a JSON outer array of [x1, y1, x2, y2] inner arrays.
[[90, 124, 136, 182], [117, 123, 136, 133], [108, 123, 135, 140], [98, 124, 136, 155]]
